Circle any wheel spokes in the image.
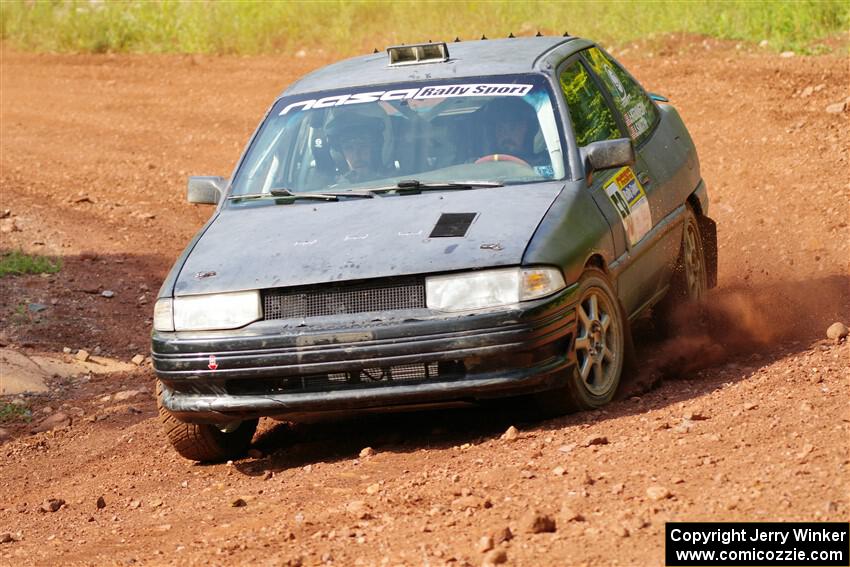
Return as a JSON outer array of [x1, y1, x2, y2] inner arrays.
[[577, 303, 591, 329], [575, 336, 591, 351], [600, 312, 610, 333], [579, 356, 593, 381], [588, 294, 599, 321]]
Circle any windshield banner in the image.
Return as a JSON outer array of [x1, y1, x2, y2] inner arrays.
[[280, 83, 534, 115]]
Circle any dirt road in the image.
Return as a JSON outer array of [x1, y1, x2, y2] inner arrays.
[[1, 37, 848, 566]]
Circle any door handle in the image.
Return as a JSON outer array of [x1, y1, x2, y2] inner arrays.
[[638, 171, 652, 186]]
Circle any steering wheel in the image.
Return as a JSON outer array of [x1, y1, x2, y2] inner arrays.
[[474, 154, 532, 168]]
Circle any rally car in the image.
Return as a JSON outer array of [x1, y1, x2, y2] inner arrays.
[[152, 35, 717, 461]]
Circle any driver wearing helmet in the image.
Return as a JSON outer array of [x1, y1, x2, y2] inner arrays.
[[479, 97, 546, 167], [326, 112, 390, 184]]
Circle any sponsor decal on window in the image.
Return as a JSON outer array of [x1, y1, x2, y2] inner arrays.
[[279, 84, 534, 115]]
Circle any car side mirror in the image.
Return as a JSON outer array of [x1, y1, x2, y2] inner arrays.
[[580, 138, 636, 185], [187, 176, 228, 205]]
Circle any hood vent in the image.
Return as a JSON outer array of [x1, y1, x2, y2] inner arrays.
[[429, 213, 477, 238]]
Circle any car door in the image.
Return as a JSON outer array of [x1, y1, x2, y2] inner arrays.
[[556, 55, 655, 317], [581, 46, 686, 314]]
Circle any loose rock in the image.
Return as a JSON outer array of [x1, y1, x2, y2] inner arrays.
[[113, 390, 142, 402], [231, 498, 247, 507], [345, 500, 371, 519], [359, 446, 376, 458], [451, 495, 485, 510], [560, 505, 585, 523], [825, 102, 846, 114], [477, 535, 494, 553], [482, 549, 508, 566], [492, 526, 513, 544], [501, 425, 519, 441], [520, 510, 557, 533], [131, 354, 145, 365], [101, 290, 115, 298], [39, 499, 65, 513], [0, 532, 22, 544], [75, 349, 90, 362], [826, 322, 848, 341], [646, 486, 671, 501], [583, 435, 608, 447], [32, 412, 70, 433], [96, 496, 106, 509]]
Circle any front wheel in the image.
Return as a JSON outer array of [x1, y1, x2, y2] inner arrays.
[[156, 381, 258, 462], [533, 268, 627, 414]]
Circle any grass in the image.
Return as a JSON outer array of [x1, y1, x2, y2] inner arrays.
[[0, 402, 32, 423], [1, 1, 847, 56], [0, 250, 61, 278]]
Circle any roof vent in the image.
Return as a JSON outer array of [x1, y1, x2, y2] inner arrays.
[[387, 42, 450, 66]]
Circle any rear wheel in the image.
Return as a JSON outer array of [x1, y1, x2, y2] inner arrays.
[[156, 381, 258, 462], [533, 268, 627, 414], [655, 205, 708, 332]]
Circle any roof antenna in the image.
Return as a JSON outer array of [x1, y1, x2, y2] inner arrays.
[[508, 32, 515, 38], [536, 30, 543, 37], [454, 36, 461, 42], [563, 31, 569, 37], [481, 34, 487, 40]]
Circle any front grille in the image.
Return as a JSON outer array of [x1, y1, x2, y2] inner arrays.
[[226, 361, 466, 395], [262, 277, 426, 320]]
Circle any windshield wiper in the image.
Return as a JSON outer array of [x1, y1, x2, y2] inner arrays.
[[227, 188, 374, 202], [365, 179, 504, 194]]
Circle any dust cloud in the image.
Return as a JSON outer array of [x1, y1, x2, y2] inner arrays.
[[626, 275, 849, 391]]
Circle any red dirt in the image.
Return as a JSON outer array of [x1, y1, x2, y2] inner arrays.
[[1, 37, 848, 566]]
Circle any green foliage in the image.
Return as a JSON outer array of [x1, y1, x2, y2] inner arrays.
[[0, 402, 32, 423], [0, 250, 62, 278], [1, 0, 847, 55]]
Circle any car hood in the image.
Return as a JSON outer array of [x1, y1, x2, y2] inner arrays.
[[174, 183, 564, 296]]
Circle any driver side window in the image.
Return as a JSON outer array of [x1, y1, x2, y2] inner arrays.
[[559, 61, 621, 147]]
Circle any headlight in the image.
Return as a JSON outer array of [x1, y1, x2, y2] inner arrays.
[[154, 291, 262, 331], [426, 267, 565, 312]]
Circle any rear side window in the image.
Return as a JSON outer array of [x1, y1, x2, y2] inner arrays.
[[559, 61, 620, 147], [583, 47, 658, 144]]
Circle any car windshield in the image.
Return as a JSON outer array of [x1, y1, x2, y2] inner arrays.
[[230, 74, 566, 198]]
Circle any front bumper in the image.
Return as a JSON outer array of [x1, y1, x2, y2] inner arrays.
[[152, 284, 579, 423]]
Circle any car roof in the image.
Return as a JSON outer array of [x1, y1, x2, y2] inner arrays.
[[282, 36, 589, 97]]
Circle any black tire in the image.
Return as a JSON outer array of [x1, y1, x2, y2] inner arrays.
[[533, 267, 628, 415], [655, 204, 708, 334], [156, 381, 258, 462]]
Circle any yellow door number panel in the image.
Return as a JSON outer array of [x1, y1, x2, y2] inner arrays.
[[603, 166, 652, 246]]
